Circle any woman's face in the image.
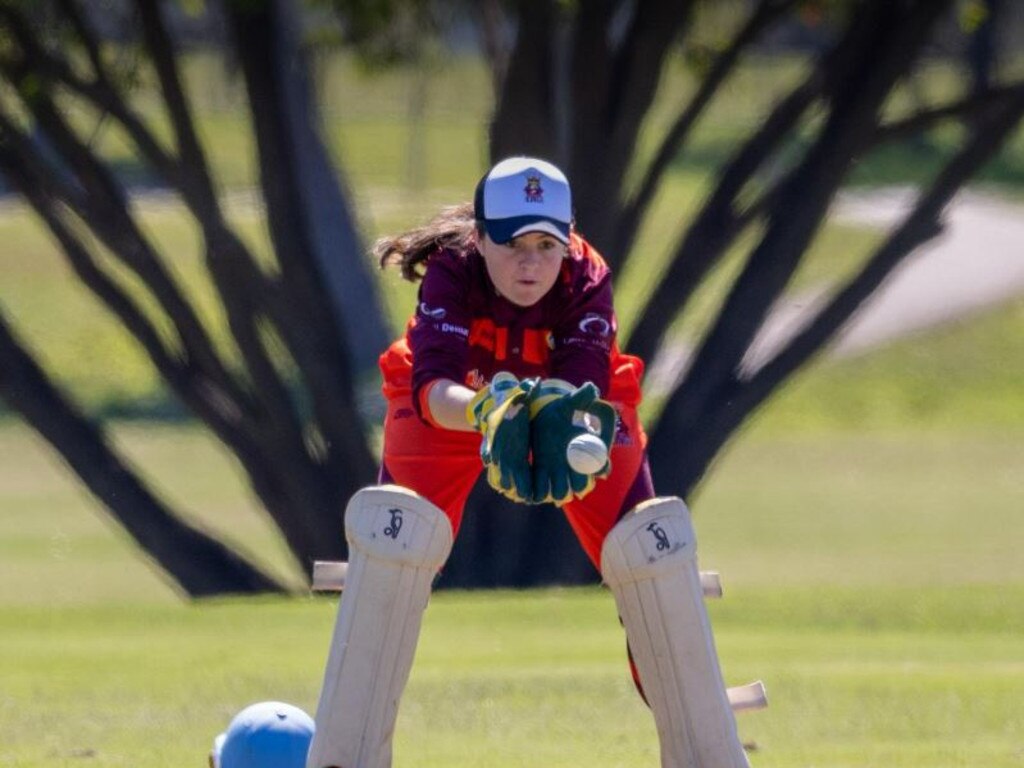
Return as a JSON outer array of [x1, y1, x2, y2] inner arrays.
[[477, 231, 567, 307]]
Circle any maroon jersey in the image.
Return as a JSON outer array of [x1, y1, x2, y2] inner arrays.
[[407, 234, 617, 419]]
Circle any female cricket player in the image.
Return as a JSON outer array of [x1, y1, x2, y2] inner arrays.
[[375, 155, 651, 565], [305, 157, 751, 768]]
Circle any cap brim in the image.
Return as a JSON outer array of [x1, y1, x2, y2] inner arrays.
[[485, 216, 569, 245]]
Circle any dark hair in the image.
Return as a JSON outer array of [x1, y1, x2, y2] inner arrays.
[[374, 202, 481, 282]]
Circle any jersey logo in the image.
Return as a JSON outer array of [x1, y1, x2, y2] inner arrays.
[[578, 313, 611, 336], [524, 175, 544, 203], [418, 302, 446, 319]]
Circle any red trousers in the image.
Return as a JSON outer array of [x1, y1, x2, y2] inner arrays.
[[377, 339, 655, 569]]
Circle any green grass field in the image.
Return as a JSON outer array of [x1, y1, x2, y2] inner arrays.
[[1, 416, 1022, 766], [2, 323, 1022, 767], [2, 586, 1021, 767], [2, 47, 1024, 768]]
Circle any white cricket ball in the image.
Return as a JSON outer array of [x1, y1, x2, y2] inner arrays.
[[566, 432, 608, 475]]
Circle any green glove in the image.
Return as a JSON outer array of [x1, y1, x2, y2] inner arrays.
[[466, 372, 538, 504], [527, 379, 616, 506]]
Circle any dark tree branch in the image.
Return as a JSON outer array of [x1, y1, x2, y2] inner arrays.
[[693, 0, 950, 398], [8, 0, 280, 341], [2, 0, 363, 574], [489, 0, 559, 160], [648, 0, 955, 493], [0, 120, 334, 565], [626, 0, 956, 368], [0, 126, 249, 440], [131, 3, 297, 412], [0, 5, 181, 183], [224, 0, 379, 492], [656, 86, 1024, 501], [0, 11, 340, 532], [606, 0, 696, 165], [0, 2, 286, 362], [134, 0, 220, 214], [15, 54, 316, 476], [0, 39, 339, 570], [873, 81, 1024, 146], [0, 307, 287, 597], [625, 0, 871, 364], [744, 86, 1024, 411], [0, 66, 254, 419], [732, 80, 1024, 233], [52, 0, 104, 79], [569, 0, 695, 258], [614, 0, 797, 257], [625, 70, 823, 363], [566, 0, 617, 183], [474, 0, 511, 97]]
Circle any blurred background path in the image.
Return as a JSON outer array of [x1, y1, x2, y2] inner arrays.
[[827, 189, 1024, 355], [649, 189, 1024, 391]]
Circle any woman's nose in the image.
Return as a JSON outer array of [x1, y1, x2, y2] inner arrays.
[[517, 249, 541, 265]]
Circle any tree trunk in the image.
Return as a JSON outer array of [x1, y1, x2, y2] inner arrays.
[[489, 0, 560, 162], [225, 0, 386, 570], [0, 312, 286, 597], [438, 480, 598, 589], [968, 0, 1003, 96], [267, 0, 392, 379], [649, 0, 964, 498]]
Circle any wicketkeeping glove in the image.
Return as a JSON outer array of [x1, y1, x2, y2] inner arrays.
[[527, 379, 617, 506], [466, 372, 538, 504]]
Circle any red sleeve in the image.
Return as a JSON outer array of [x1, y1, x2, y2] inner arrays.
[[408, 249, 472, 422], [549, 236, 616, 394]]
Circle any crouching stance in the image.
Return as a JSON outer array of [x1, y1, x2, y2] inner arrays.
[[603, 497, 748, 768], [325, 156, 762, 765], [306, 486, 452, 768]]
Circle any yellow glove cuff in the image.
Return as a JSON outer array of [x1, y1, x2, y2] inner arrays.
[[527, 378, 576, 418], [465, 372, 523, 431]]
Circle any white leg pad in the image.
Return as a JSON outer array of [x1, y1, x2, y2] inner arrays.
[[601, 497, 748, 768], [306, 485, 453, 768]]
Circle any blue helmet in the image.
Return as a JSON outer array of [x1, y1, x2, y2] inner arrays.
[[210, 701, 314, 768]]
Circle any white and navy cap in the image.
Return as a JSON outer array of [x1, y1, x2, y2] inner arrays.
[[209, 701, 314, 768], [474, 156, 572, 245]]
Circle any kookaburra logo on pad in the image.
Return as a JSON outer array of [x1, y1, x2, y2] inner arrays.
[[647, 521, 671, 551], [384, 508, 404, 539]]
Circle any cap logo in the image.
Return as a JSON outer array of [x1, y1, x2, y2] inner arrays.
[[524, 175, 544, 203]]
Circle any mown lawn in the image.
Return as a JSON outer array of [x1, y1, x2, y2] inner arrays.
[[1, 414, 1022, 766], [0, 584, 1020, 767]]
